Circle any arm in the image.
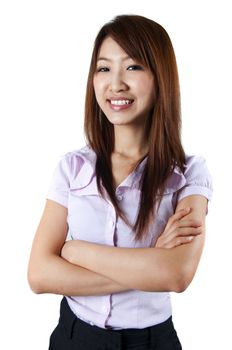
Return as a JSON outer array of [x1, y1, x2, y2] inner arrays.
[[61, 195, 207, 293], [27, 199, 129, 296]]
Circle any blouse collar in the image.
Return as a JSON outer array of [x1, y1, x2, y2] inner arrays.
[[69, 145, 187, 195]]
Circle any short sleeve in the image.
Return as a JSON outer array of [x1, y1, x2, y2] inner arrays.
[[177, 155, 213, 203], [46, 154, 72, 208]]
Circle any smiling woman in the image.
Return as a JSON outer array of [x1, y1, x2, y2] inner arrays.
[[93, 37, 155, 127], [28, 14, 213, 350]]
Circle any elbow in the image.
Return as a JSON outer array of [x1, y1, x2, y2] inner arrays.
[[28, 270, 44, 294], [172, 278, 190, 293], [172, 268, 195, 293], [27, 263, 48, 294], [28, 281, 44, 295]]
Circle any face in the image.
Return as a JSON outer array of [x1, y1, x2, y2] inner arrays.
[[93, 37, 155, 127]]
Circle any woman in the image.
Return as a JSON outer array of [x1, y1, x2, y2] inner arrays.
[[28, 14, 213, 349]]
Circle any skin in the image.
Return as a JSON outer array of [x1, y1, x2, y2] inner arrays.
[[60, 197, 206, 293], [27, 37, 208, 296], [93, 36, 154, 159]]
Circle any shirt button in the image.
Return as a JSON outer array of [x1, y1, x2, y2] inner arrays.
[[117, 195, 123, 201]]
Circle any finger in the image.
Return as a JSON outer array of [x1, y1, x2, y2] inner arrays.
[[164, 235, 195, 249], [162, 227, 202, 247], [165, 208, 191, 230], [178, 219, 203, 228], [162, 220, 202, 241], [173, 226, 203, 237]]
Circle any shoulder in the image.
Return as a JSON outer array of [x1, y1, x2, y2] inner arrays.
[[184, 154, 211, 177], [61, 144, 96, 166], [56, 145, 96, 179], [183, 154, 213, 189], [51, 145, 97, 191], [177, 154, 213, 202], [46, 145, 97, 206]]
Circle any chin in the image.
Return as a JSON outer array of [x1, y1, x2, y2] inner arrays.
[[109, 117, 132, 125], [104, 115, 125, 124]]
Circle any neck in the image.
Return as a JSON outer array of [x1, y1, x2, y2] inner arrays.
[[113, 125, 148, 159]]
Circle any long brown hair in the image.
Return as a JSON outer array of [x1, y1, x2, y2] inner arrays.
[[84, 14, 185, 241]]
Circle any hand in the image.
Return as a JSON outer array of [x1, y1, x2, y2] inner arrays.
[[155, 208, 203, 249]]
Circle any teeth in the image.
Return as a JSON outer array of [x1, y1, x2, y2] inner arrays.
[[110, 100, 132, 105]]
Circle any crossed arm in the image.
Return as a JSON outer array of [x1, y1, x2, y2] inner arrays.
[[28, 195, 207, 296], [28, 200, 128, 296]]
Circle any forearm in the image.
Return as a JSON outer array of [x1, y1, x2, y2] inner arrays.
[[28, 254, 129, 296], [62, 240, 185, 292]]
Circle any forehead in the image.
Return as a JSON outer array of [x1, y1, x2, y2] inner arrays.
[[97, 36, 131, 61]]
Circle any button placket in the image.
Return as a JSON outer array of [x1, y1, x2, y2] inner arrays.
[[104, 200, 117, 246]]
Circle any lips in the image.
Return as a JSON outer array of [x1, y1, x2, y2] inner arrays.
[[107, 97, 134, 111], [110, 99, 133, 105], [107, 99, 134, 111]]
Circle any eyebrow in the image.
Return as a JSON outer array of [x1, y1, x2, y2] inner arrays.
[[97, 55, 132, 62]]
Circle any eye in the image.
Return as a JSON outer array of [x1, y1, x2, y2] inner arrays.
[[127, 65, 143, 71], [96, 67, 109, 73]]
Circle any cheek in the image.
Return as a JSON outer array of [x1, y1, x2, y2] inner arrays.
[[93, 83, 102, 106], [139, 86, 155, 106], [93, 77, 99, 96], [143, 80, 155, 105], [134, 75, 155, 99], [93, 78, 107, 101]]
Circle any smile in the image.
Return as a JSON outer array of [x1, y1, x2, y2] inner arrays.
[[107, 99, 134, 111], [109, 99, 134, 106]]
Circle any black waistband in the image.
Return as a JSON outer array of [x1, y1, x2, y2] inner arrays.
[[59, 297, 175, 348]]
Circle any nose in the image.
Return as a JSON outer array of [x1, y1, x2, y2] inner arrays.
[[110, 72, 129, 93]]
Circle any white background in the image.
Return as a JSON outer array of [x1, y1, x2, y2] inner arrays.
[[0, 0, 231, 349]]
